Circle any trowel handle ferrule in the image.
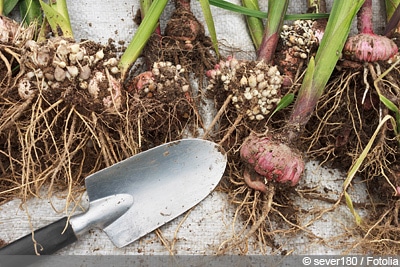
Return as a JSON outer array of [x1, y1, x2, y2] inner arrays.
[[0, 217, 77, 255]]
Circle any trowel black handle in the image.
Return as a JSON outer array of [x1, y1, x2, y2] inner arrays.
[[0, 217, 77, 255]]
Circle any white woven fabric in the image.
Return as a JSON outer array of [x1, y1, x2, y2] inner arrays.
[[0, 0, 385, 255]]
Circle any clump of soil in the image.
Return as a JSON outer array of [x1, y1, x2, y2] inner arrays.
[[125, 60, 203, 144], [0, 5, 215, 205], [0, 33, 130, 204], [124, 0, 217, 144], [140, 0, 216, 78]]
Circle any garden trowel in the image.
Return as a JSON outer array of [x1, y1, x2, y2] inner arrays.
[[0, 139, 227, 255]]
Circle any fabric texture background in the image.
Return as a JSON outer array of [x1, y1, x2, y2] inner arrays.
[[0, 0, 386, 255]]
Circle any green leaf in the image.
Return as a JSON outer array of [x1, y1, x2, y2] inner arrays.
[[344, 191, 362, 226], [210, 0, 265, 17], [199, 0, 219, 56], [385, 0, 400, 21], [3, 0, 19, 15], [379, 94, 400, 133], [266, 0, 289, 33], [256, 0, 289, 62], [343, 114, 396, 191], [312, 0, 365, 94], [39, 0, 73, 38], [242, 0, 263, 49], [285, 13, 329, 20], [48, 0, 71, 28], [19, 0, 42, 26], [269, 93, 294, 118], [379, 94, 399, 114], [140, 0, 153, 17], [119, 0, 169, 79], [383, 0, 400, 35], [302, 56, 316, 91], [209, 0, 329, 20], [372, 59, 400, 134], [343, 114, 397, 225]]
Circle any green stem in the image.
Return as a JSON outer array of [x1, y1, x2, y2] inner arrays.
[[357, 0, 373, 34], [385, 0, 400, 21], [140, 0, 152, 17], [119, 0, 168, 80], [242, 0, 264, 50], [140, 0, 161, 36], [38, 0, 73, 39], [384, 0, 400, 35], [49, 0, 71, 27], [209, 0, 329, 20], [199, 0, 219, 56], [287, 0, 365, 139], [256, 0, 288, 63], [19, 0, 42, 26]]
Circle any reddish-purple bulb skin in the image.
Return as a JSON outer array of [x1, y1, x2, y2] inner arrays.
[[240, 134, 305, 192], [344, 33, 398, 62]]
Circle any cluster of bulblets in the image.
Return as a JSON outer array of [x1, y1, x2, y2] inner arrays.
[[17, 38, 122, 111], [280, 20, 320, 60], [134, 61, 190, 98], [206, 57, 282, 121], [14, 21, 320, 116]]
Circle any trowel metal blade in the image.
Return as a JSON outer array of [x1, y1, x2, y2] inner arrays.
[[83, 139, 227, 248]]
